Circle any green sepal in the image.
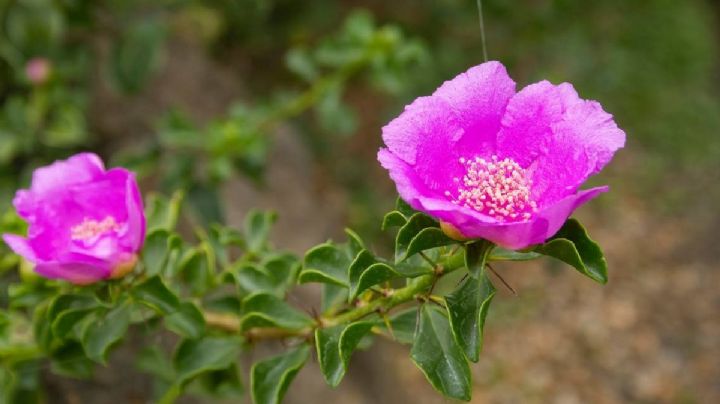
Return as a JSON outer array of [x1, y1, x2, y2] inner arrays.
[[410, 305, 471, 401], [534, 218, 608, 284], [250, 345, 309, 404], [315, 321, 373, 387]]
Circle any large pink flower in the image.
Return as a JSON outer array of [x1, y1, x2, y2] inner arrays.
[[3, 153, 145, 284], [378, 61, 625, 249]]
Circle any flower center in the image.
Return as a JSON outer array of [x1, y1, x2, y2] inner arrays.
[[71, 216, 122, 240], [446, 155, 537, 222]]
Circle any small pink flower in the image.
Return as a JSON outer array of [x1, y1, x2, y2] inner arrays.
[[3, 153, 145, 284], [378, 61, 625, 249], [25, 57, 51, 85]]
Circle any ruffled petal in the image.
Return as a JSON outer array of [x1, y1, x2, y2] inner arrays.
[[378, 149, 497, 225], [2, 234, 39, 262], [34, 261, 110, 285], [29, 153, 105, 197], [124, 171, 146, 251], [381, 96, 465, 191], [432, 61, 516, 155], [454, 186, 608, 249], [497, 82, 624, 204]]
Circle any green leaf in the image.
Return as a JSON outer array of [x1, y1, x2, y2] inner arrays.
[[232, 263, 281, 296], [179, 248, 214, 296], [299, 243, 350, 287], [381, 210, 406, 230], [251, 345, 309, 404], [262, 253, 300, 291], [131, 276, 180, 315], [244, 210, 277, 254], [145, 192, 183, 232], [240, 293, 313, 331], [83, 303, 131, 364], [174, 337, 239, 383], [489, 248, 541, 262], [315, 322, 373, 387], [410, 305, 471, 401], [50, 342, 94, 378], [395, 213, 451, 263], [446, 272, 496, 362], [165, 302, 206, 339], [465, 240, 494, 278], [395, 197, 416, 217], [347, 249, 410, 300], [344, 228, 365, 256], [534, 219, 608, 284], [136, 346, 174, 382], [142, 229, 171, 276], [321, 283, 347, 314], [196, 363, 244, 398]]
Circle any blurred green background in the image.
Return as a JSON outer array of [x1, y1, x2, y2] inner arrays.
[[1, 0, 718, 402]]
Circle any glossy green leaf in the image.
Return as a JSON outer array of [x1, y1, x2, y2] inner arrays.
[[446, 272, 496, 362], [321, 283, 347, 314], [381, 210, 406, 230], [299, 243, 350, 287], [165, 302, 206, 339], [534, 219, 608, 284], [465, 240, 494, 278], [489, 247, 541, 262], [196, 363, 244, 398], [347, 250, 406, 300], [244, 210, 277, 254], [240, 293, 313, 331], [174, 337, 239, 383], [251, 345, 309, 404], [344, 228, 366, 256], [315, 322, 374, 387], [395, 197, 416, 217], [51, 307, 95, 340], [233, 263, 281, 295], [395, 213, 448, 263], [131, 276, 180, 315], [410, 305, 471, 401], [263, 253, 300, 291], [83, 303, 131, 364]]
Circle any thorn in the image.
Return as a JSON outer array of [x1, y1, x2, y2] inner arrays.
[[487, 263, 517, 295]]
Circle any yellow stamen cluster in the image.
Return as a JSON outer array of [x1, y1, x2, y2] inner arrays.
[[445, 155, 537, 222], [71, 217, 121, 240]]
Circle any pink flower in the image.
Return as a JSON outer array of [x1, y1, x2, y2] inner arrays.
[[378, 61, 625, 249], [3, 153, 145, 284], [25, 57, 51, 85]]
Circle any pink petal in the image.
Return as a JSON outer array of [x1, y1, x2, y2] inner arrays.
[[2, 234, 39, 262], [456, 186, 608, 249], [30, 152, 105, 197], [432, 61, 516, 155]]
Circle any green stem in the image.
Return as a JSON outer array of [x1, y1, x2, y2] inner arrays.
[[204, 248, 468, 337]]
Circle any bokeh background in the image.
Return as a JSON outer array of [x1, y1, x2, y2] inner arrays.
[[1, 0, 719, 403]]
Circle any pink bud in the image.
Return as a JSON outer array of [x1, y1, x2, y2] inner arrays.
[[25, 57, 51, 85]]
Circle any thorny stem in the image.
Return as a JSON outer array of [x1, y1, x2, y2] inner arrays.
[[204, 250, 468, 340]]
